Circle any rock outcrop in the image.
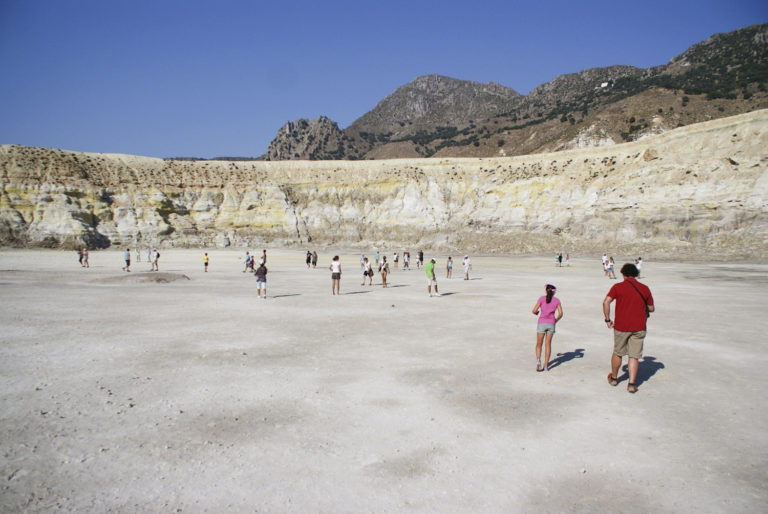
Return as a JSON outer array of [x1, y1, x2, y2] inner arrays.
[[265, 116, 347, 161], [1, 111, 767, 259]]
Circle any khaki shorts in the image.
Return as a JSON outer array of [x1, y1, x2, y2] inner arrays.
[[426, 276, 437, 286], [613, 330, 646, 359]]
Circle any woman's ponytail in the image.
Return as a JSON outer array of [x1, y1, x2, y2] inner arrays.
[[545, 284, 556, 303]]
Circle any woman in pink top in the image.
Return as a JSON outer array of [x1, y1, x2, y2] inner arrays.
[[532, 284, 563, 371]]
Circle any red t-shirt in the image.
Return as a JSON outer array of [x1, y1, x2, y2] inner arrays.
[[607, 278, 654, 332]]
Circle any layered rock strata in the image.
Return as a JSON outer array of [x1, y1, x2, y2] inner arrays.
[[1, 111, 767, 259]]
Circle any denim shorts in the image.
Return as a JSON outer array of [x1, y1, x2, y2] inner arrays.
[[537, 323, 556, 334]]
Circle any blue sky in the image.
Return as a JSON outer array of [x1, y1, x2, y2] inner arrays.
[[1, 0, 765, 158]]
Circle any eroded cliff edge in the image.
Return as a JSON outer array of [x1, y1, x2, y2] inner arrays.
[[1, 111, 767, 259]]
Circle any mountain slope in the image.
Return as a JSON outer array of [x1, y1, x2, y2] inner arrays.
[[264, 23, 768, 160]]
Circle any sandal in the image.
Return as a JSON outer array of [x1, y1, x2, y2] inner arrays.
[[607, 373, 618, 386], [627, 383, 638, 393], [536, 360, 543, 372]]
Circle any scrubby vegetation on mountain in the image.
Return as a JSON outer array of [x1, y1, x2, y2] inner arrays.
[[265, 23, 768, 160]]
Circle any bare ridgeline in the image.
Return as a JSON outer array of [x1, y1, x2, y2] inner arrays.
[[1, 110, 767, 260]]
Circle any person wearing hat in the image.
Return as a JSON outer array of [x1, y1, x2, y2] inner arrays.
[[532, 284, 563, 371]]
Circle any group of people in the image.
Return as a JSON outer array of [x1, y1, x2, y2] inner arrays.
[[305, 251, 319, 268], [532, 261, 654, 393], [554, 253, 570, 267], [602, 254, 643, 279], [355, 252, 472, 282], [113, 247, 159, 272], [241, 250, 269, 297], [242, 250, 267, 273], [77, 248, 90, 268], [105, 246, 657, 393]]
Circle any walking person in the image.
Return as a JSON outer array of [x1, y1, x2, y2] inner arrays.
[[532, 284, 563, 371], [608, 257, 617, 279], [603, 263, 655, 393], [151, 248, 160, 271], [417, 250, 424, 269], [243, 252, 251, 273], [462, 255, 471, 280], [379, 256, 389, 287], [122, 248, 131, 272], [329, 255, 342, 295], [78, 248, 84, 266], [254, 261, 268, 299], [403, 251, 410, 270], [361, 257, 373, 285], [312, 251, 318, 268], [81, 248, 89, 268], [426, 258, 439, 297], [446, 256, 453, 279], [306, 251, 312, 268], [393, 252, 399, 269], [203, 252, 209, 272]]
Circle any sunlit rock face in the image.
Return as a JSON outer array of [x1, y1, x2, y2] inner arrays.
[[1, 110, 766, 259]]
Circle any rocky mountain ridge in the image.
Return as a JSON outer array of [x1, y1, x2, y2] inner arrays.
[[265, 23, 768, 161], [2, 110, 766, 260]]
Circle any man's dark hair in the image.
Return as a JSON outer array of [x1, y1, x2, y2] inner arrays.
[[620, 263, 639, 277]]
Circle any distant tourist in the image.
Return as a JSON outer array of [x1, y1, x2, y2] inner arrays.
[[426, 258, 439, 297], [77, 248, 83, 266], [306, 251, 312, 268], [82, 248, 89, 268], [379, 256, 389, 287], [446, 256, 453, 278], [243, 252, 252, 273], [393, 252, 399, 269], [360, 254, 366, 269], [565, 253, 570, 266], [260, 249, 267, 266], [462, 255, 471, 280], [329, 255, 342, 295], [151, 248, 160, 271], [608, 257, 617, 279], [312, 251, 318, 268], [361, 257, 373, 286], [146, 248, 152, 263], [635, 257, 643, 277], [122, 248, 131, 272], [558, 253, 563, 267], [375, 251, 380, 265], [603, 263, 655, 393], [532, 284, 563, 371], [417, 250, 424, 268], [203, 252, 209, 272], [254, 261, 268, 299], [403, 251, 410, 270]]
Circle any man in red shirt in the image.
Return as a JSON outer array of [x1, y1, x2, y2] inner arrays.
[[603, 263, 655, 393]]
